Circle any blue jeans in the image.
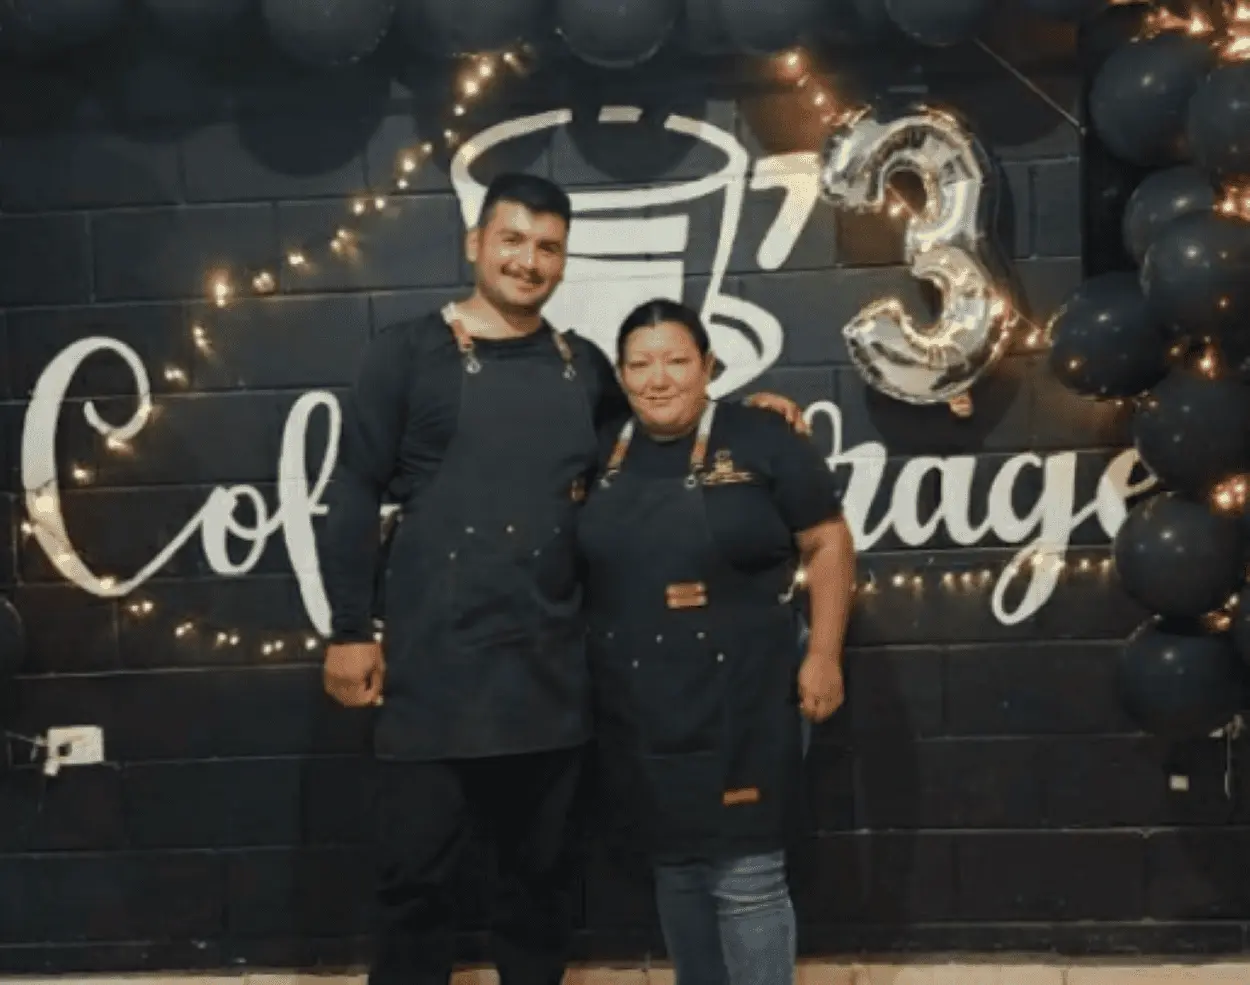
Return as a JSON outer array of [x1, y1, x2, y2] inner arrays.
[[653, 850, 795, 985]]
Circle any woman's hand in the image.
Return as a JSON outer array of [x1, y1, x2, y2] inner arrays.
[[797, 652, 844, 722], [744, 391, 810, 434]]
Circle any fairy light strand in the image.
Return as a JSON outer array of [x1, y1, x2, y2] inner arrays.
[[20, 47, 533, 657]]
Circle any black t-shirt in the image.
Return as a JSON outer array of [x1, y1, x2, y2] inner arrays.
[[322, 311, 629, 642], [593, 401, 844, 571]]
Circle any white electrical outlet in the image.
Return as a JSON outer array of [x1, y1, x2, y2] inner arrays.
[[44, 726, 105, 773]]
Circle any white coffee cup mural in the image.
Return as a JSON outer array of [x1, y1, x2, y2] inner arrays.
[[451, 106, 804, 396]]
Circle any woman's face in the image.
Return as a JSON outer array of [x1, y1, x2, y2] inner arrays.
[[619, 320, 713, 436]]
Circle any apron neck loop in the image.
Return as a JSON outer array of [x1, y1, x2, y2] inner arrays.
[[442, 302, 576, 379], [601, 400, 718, 489], [551, 329, 578, 380], [442, 303, 481, 374], [685, 399, 716, 488]]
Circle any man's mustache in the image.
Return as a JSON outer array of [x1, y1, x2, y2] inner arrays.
[[501, 266, 543, 284]]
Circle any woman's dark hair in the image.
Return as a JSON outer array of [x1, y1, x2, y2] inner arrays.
[[616, 298, 711, 364], [478, 172, 572, 228]]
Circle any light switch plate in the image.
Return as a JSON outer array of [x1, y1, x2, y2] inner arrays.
[[45, 726, 105, 767]]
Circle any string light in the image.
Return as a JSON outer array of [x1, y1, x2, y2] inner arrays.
[[1211, 474, 1250, 515], [849, 547, 1117, 597], [15, 45, 533, 656], [1196, 343, 1222, 377], [1134, 3, 1217, 39], [1220, 0, 1250, 58], [1217, 183, 1250, 220]]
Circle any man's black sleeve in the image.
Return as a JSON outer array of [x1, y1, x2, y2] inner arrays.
[[579, 336, 630, 427], [322, 325, 412, 643]]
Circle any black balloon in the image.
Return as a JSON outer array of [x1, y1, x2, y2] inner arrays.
[[143, 0, 252, 46], [1121, 165, 1217, 266], [2, 0, 128, 50], [1078, 1, 1151, 71], [556, 0, 677, 67], [1018, 0, 1102, 19], [884, 0, 992, 45], [1119, 617, 1242, 738], [262, 0, 394, 67], [1141, 209, 1250, 344], [394, 0, 546, 54], [1188, 61, 1250, 183], [717, 0, 822, 53], [1047, 272, 1169, 399], [849, 0, 906, 40], [1114, 491, 1245, 617], [1132, 367, 1250, 497], [683, 0, 734, 52], [1088, 31, 1216, 167]]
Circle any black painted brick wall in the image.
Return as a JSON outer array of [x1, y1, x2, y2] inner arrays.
[[1, 23, 1246, 976]]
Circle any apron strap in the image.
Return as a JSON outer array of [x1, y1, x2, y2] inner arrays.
[[551, 329, 578, 380], [601, 401, 717, 489], [442, 302, 482, 374], [442, 302, 576, 379]]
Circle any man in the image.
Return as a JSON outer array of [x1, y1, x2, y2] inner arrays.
[[321, 172, 802, 985]]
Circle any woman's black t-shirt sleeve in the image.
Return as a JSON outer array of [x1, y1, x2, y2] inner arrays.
[[755, 411, 844, 533]]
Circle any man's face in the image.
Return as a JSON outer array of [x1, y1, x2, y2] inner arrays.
[[467, 199, 568, 315]]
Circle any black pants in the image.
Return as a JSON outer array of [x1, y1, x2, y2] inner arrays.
[[368, 744, 586, 985]]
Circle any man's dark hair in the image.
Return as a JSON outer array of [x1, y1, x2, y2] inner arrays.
[[478, 172, 572, 229]]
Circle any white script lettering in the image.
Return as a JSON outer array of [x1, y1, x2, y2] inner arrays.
[[22, 337, 339, 635], [805, 400, 1153, 624], [20, 341, 1151, 633]]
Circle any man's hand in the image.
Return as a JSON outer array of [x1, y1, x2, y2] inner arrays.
[[324, 641, 385, 708], [797, 652, 844, 722], [745, 391, 810, 434]]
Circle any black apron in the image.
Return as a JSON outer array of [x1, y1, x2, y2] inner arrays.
[[577, 401, 804, 861], [374, 306, 599, 761]]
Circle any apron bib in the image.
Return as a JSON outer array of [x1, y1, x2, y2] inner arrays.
[[375, 306, 599, 760], [577, 401, 803, 860]]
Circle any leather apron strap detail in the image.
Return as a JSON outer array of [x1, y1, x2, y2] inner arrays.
[[665, 581, 708, 609], [442, 303, 481, 374], [601, 401, 718, 489], [551, 328, 578, 380], [442, 302, 577, 379]]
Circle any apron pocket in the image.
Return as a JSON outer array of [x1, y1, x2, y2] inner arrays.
[[448, 555, 536, 646], [642, 749, 725, 850], [531, 507, 580, 605]]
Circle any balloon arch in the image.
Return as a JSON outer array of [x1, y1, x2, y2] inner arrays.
[[1045, 1, 1250, 741]]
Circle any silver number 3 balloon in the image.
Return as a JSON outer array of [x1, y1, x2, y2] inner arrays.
[[820, 105, 1013, 405]]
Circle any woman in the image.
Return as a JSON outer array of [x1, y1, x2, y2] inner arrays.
[[577, 299, 856, 985]]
